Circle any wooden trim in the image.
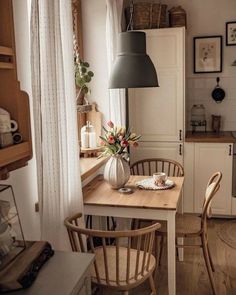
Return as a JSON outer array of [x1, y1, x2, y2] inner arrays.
[[0, 46, 14, 55], [0, 62, 14, 69], [0, 142, 31, 167]]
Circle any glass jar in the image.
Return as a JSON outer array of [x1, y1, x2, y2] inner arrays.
[[191, 104, 206, 122]]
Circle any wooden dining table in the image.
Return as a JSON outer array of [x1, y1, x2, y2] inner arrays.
[[83, 175, 184, 295]]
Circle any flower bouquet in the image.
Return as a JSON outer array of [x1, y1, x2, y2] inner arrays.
[[99, 121, 141, 189], [99, 121, 141, 157]]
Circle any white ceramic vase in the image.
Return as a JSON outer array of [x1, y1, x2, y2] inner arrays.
[[104, 155, 130, 189]]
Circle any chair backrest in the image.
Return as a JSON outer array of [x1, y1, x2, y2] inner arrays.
[[130, 158, 184, 177], [65, 213, 160, 287], [201, 172, 222, 231]]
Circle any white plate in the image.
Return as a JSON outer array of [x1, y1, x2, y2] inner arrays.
[[136, 178, 175, 190]]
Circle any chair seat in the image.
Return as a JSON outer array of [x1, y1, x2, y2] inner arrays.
[[91, 246, 156, 288], [157, 213, 202, 236]]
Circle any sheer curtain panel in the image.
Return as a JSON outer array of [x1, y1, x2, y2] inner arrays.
[[106, 0, 126, 126], [31, 0, 83, 250]]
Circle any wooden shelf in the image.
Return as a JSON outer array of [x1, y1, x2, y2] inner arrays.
[[0, 46, 14, 55], [0, 61, 14, 69], [0, 142, 31, 168], [0, 1, 32, 179]]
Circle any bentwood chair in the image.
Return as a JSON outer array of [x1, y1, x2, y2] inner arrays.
[[157, 171, 222, 295], [130, 158, 184, 260], [65, 213, 160, 295]]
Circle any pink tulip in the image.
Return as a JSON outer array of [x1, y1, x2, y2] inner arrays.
[[108, 135, 115, 144], [107, 120, 114, 128], [121, 140, 129, 147]]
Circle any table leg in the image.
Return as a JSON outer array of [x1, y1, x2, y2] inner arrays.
[[177, 191, 184, 262], [167, 212, 176, 295]]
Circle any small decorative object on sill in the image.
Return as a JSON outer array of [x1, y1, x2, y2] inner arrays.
[[125, 1, 168, 30], [191, 104, 207, 133], [80, 121, 97, 149], [211, 77, 225, 103], [100, 121, 141, 189], [169, 6, 187, 28], [211, 115, 221, 133]]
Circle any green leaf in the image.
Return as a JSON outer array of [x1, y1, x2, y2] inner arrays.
[[84, 75, 91, 83], [88, 71, 94, 77], [83, 62, 89, 67]]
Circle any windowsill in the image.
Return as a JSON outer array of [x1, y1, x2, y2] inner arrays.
[[35, 156, 107, 212], [80, 157, 108, 181]]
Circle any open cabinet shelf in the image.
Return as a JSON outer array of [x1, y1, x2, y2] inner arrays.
[[0, 0, 32, 179], [0, 142, 31, 167]]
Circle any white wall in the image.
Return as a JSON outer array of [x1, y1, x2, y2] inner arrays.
[[0, 0, 40, 241], [84, 0, 236, 130], [81, 0, 110, 124], [163, 0, 236, 130]]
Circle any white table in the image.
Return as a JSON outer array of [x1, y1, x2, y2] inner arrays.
[[83, 175, 184, 295]]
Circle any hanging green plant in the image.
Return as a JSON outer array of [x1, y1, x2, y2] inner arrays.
[[75, 59, 94, 96]]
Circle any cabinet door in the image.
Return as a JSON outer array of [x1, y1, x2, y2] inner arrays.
[[194, 143, 233, 215], [129, 28, 185, 142], [130, 142, 183, 167]]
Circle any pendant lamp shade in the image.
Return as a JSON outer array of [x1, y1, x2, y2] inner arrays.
[[109, 31, 159, 89]]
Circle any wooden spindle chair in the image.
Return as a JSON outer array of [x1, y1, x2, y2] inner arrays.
[[64, 213, 160, 295], [157, 171, 222, 295], [130, 158, 184, 178], [130, 158, 184, 261]]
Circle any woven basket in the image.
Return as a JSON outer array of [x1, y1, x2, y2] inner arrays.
[[125, 3, 167, 30]]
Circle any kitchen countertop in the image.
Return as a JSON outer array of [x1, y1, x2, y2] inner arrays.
[[185, 131, 236, 143]]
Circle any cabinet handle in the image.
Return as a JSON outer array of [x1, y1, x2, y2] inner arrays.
[[179, 130, 182, 141], [229, 145, 232, 156], [179, 144, 182, 156]]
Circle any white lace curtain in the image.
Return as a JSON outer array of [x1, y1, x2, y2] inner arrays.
[[106, 0, 126, 127], [31, 0, 83, 250]]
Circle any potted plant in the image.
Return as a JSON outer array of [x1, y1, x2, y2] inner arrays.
[[100, 121, 141, 189], [75, 59, 94, 112]]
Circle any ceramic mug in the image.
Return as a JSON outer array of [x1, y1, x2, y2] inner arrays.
[[153, 172, 167, 186], [0, 113, 18, 134]]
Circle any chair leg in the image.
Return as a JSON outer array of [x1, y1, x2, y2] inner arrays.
[[149, 275, 157, 295], [207, 241, 215, 272], [122, 291, 129, 295], [201, 235, 217, 295], [159, 235, 164, 266]]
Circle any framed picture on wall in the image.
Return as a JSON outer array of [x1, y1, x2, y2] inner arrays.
[[193, 36, 222, 73], [226, 21, 236, 46]]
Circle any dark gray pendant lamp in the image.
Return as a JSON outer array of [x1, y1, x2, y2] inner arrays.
[[109, 31, 159, 89]]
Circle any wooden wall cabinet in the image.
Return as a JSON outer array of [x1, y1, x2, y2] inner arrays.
[[0, 0, 32, 179]]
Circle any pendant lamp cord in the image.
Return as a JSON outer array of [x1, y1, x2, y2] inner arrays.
[[126, 0, 134, 31]]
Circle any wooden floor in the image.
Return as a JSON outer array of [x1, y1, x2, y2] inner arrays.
[[99, 219, 236, 295]]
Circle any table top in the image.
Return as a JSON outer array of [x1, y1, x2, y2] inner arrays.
[[83, 175, 184, 211]]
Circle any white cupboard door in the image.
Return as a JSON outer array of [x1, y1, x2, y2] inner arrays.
[[129, 28, 185, 142], [130, 142, 183, 168], [194, 143, 232, 215]]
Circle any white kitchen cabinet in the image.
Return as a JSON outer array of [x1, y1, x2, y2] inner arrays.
[[184, 143, 233, 216], [129, 27, 185, 142], [130, 141, 184, 166]]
